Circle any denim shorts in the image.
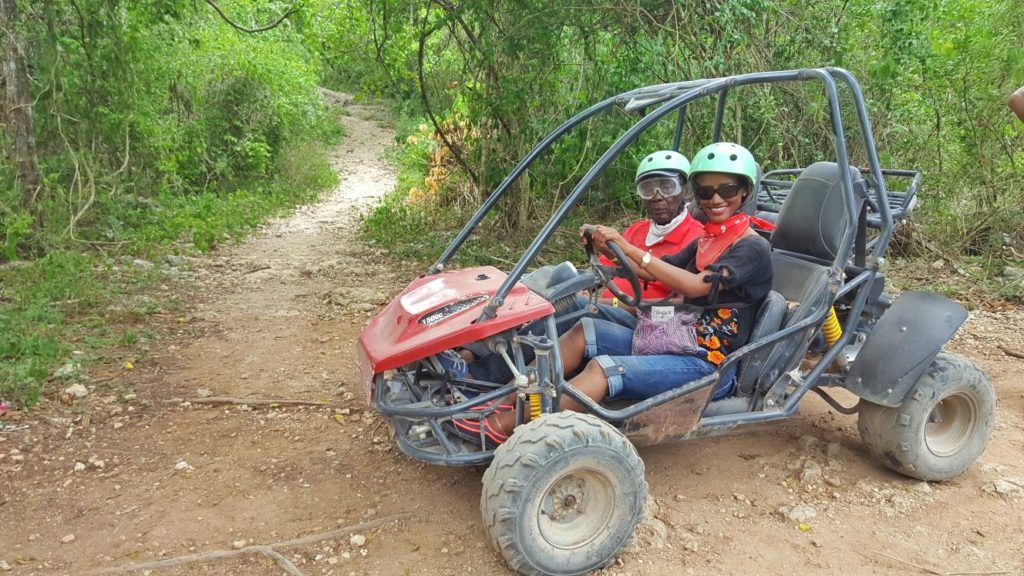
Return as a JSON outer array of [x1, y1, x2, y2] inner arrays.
[[580, 318, 735, 401]]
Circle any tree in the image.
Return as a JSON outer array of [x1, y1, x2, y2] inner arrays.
[[0, 0, 41, 211]]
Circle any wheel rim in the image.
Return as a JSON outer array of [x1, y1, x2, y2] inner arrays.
[[924, 392, 978, 458], [536, 467, 617, 550]]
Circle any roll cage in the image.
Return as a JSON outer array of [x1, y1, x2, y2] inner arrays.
[[373, 68, 925, 465]]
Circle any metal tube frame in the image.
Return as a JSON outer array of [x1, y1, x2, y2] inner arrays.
[[387, 67, 901, 461]]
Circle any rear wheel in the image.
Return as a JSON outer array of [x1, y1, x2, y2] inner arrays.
[[480, 412, 647, 576], [858, 352, 994, 481]]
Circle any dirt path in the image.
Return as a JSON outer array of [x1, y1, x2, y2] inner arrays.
[[2, 104, 1023, 576]]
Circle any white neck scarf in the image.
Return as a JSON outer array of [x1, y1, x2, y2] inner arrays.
[[645, 212, 689, 247]]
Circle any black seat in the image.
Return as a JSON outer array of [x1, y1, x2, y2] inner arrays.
[[734, 289, 787, 396], [748, 162, 866, 396]]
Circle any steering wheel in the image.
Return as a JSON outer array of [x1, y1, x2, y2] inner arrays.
[[582, 226, 643, 308]]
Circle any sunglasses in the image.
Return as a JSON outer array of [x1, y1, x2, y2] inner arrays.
[[693, 182, 745, 201], [636, 177, 684, 200]]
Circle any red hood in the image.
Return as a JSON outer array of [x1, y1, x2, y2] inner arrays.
[[357, 266, 554, 401]]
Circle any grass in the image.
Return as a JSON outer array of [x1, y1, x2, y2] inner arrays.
[[0, 134, 341, 410]]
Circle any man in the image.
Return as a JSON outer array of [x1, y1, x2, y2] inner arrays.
[[1010, 86, 1024, 123], [436, 150, 704, 380], [598, 150, 704, 307]]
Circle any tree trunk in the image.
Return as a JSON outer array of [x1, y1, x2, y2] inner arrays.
[[1, 0, 42, 208]]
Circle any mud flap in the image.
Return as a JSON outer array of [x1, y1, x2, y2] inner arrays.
[[845, 291, 967, 407]]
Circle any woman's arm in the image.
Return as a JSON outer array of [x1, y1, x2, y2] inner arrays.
[[586, 225, 713, 298]]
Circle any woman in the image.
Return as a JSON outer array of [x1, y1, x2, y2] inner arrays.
[[453, 142, 773, 447]]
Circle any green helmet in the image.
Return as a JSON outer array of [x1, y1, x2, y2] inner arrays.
[[689, 142, 757, 189], [635, 150, 690, 183]]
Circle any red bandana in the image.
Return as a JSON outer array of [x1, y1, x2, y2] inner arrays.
[[696, 213, 750, 271]]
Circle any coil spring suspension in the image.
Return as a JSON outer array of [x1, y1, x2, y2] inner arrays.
[[528, 393, 542, 420], [823, 306, 843, 346]]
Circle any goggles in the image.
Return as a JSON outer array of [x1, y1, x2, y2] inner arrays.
[[636, 177, 684, 200], [694, 182, 745, 201]]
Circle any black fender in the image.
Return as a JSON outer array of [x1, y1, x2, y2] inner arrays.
[[844, 291, 967, 407]]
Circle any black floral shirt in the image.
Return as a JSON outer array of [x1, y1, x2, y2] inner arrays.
[[662, 235, 773, 365]]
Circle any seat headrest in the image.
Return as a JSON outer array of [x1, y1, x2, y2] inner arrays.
[[770, 162, 864, 263]]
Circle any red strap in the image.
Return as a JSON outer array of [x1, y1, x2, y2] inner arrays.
[[696, 214, 750, 271]]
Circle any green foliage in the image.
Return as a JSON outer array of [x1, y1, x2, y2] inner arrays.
[[3, 212, 32, 262], [0, 0, 343, 407], [332, 0, 1022, 287], [1, 0, 334, 259], [0, 252, 94, 406]]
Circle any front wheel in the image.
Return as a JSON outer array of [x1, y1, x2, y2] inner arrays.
[[480, 412, 647, 576], [858, 352, 995, 481]]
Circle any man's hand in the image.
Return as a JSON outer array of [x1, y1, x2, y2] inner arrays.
[[580, 224, 628, 259], [1010, 86, 1024, 123]]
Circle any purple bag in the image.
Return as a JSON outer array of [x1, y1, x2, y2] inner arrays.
[[631, 304, 701, 356]]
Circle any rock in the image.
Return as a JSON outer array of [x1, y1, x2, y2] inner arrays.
[[779, 504, 817, 523], [163, 254, 186, 267], [914, 481, 932, 494], [132, 259, 154, 269], [196, 389, 213, 398], [800, 460, 822, 484], [232, 540, 247, 550], [797, 435, 820, 451], [123, 393, 137, 401], [1002, 266, 1024, 279], [0, 559, 10, 571], [63, 383, 89, 399], [353, 302, 376, 313], [55, 361, 81, 378], [174, 461, 192, 471], [983, 479, 1023, 497], [350, 534, 366, 547], [327, 557, 339, 565], [931, 259, 945, 269], [61, 534, 76, 544], [826, 442, 842, 459]]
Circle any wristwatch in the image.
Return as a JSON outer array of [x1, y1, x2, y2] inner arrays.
[[640, 251, 652, 269]]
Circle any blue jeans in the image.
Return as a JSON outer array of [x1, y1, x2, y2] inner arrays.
[[580, 318, 735, 401], [467, 296, 636, 383]]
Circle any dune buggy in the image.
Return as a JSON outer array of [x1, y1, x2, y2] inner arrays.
[[357, 68, 994, 576]]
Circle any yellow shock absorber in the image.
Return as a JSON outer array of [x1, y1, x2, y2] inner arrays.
[[528, 393, 543, 420], [823, 306, 843, 346]]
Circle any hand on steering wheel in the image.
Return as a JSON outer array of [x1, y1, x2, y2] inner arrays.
[[581, 225, 643, 308]]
